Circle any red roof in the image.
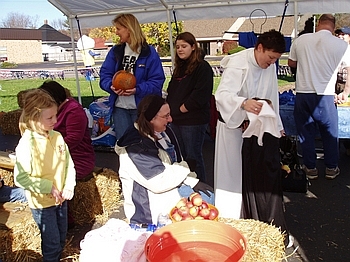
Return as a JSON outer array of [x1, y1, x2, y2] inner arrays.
[[93, 38, 108, 50]]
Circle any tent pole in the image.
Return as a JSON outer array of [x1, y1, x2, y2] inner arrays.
[[69, 17, 82, 105], [166, 9, 174, 69], [293, 1, 298, 38]]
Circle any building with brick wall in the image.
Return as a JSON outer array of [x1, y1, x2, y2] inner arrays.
[[0, 28, 43, 63]]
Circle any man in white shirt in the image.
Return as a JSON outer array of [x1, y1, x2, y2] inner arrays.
[[288, 14, 350, 180]]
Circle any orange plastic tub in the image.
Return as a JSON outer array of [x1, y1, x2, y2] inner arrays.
[[145, 220, 246, 262]]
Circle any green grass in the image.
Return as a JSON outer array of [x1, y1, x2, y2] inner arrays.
[[0, 76, 294, 112]]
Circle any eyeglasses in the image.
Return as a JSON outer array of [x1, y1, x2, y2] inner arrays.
[[157, 113, 171, 119]]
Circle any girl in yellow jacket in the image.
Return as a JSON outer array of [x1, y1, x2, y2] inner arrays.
[[14, 89, 76, 262]]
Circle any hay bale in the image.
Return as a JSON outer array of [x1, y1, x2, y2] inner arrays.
[[94, 168, 123, 225], [0, 203, 80, 262], [219, 218, 285, 262], [70, 176, 103, 225], [0, 111, 5, 121], [70, 168, 122, 226], [0, 168, 14, 187], [0, 110, 22, 135], [17, 89, 34, 109]]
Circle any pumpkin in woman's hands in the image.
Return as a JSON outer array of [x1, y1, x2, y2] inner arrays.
[[112, 70, 136, 90]]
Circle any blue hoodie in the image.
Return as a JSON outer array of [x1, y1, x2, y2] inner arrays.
[[99, 43, 165, 111]]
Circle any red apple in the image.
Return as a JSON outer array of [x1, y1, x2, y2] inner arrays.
[[191, 193, 203, 207], [171, 211, 182, 222], [208, 207, 219, 220], [200, 201, 209, 210], [189, 206, 199, 217], [199, 207, 210, 219], [171, 207, 178, 215], [182, 214, 193, 220], [189, 192, 200, 201], [177, 206, 189, 217], [186, 201, 194, 208], [176, 198, 187, 209]]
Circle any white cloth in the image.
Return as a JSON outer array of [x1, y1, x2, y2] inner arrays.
[[242, 100, 281, 146], [288, 30, 349, 95], [79, 218, 152, 262], [214, 123, 243, 219], [214, 48, 283, 219]]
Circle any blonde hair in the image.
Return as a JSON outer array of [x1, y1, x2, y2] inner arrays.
[[19, 89, 57, 136], [113, 13, 147, 53]]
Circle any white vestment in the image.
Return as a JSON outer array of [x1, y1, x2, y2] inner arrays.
[[214, 48, 283, 219]]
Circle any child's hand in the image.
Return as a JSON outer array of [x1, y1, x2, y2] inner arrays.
[[62, 189, 74, 200], [51, 185, 64, 205]]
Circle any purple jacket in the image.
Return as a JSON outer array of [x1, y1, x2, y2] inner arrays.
[[54, 97, 95, 180]]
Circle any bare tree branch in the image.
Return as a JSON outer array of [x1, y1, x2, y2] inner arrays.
[[0, 12, 39, 29]]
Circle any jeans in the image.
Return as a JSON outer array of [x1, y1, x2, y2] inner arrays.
[[294, 93, 339, 169], [0, 185, 27, 203], [178, 184, 215, 205], [31, 201, 68, 262], [112, 107, 138, 140], [170, 123, 208, 182]]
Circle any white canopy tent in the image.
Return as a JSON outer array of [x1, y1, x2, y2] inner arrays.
[[47, 0, 350, 103], [48, 0, 350, 26]]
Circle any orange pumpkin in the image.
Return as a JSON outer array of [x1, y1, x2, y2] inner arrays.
[[112, 70, 136, 90]]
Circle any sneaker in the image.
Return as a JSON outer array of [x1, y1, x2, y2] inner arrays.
[[325, 167, 340, 180], [302, 165, 318, 180]]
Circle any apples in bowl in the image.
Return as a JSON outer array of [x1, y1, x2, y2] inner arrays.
[[170, 193, 219, 222]]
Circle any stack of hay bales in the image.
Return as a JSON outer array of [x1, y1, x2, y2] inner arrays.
[[0, 109, 22, 135], [0, 168, 123, 261], [70, 167, 123, 225], [219, 218, 286, 262], [0, 89, 34, 136]]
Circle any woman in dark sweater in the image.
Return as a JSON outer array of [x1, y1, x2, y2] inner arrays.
[[166, 32, 214, 183]]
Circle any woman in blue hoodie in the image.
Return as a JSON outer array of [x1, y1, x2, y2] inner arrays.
[[99, 13, 165, 140]]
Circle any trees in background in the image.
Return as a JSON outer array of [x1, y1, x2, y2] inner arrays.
[[50, 18, 69, 31], [0, 12, 38, 29], [89, 21, 183, 57]]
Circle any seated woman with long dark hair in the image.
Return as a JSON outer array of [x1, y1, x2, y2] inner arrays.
[[115, 94, 214, 225]]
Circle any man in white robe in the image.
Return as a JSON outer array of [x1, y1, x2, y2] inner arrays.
[[214, 30, 285, 219]]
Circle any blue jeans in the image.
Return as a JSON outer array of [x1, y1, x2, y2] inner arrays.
[[112, 107, 138, 140], [170, 123, 208, 182], [0, 185, 27, 203], [178, 184, 215, 205], [294, 93, 339, 169], [31, 201, 68, 262]]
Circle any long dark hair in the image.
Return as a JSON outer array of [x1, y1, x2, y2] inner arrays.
[[173, 32, 203, 77]]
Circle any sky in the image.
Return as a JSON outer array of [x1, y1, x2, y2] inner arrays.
[[2, 0, 65, 27]]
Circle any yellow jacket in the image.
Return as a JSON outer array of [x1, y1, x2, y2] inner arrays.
[[14, 129, 76, 209]]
